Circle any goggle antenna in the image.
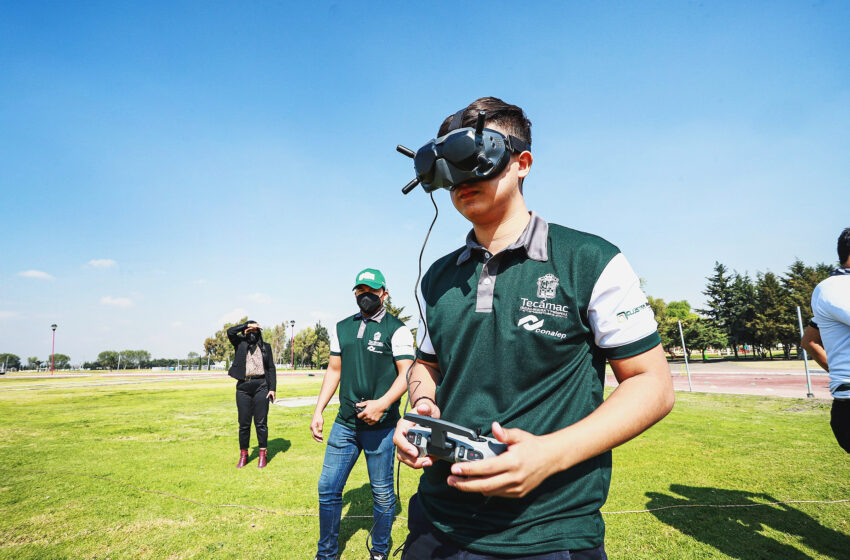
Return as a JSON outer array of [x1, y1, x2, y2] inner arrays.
[[474, 111, 486, 136], [397, 145, 419, 194]]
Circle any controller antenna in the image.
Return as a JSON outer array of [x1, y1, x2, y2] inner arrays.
[[397, 145, 415, 158]]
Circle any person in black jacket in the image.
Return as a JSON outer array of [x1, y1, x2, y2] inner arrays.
[[227, 320, 277, 468]]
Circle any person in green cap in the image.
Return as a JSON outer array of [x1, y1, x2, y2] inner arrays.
[[311, 268, 415, 560]]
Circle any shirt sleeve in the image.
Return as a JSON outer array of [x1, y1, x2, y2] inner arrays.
[[414, 284, 438, 363], [330, 324, 341, 356], [587, 253, 661, 359], [814, 283, 850, 327], [391, 326, 415, 361]]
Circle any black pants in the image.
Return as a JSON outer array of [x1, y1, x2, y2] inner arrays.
[[401, 494, 608, 560], [236, 377, 269, 449], [832, 399, 850, 453]]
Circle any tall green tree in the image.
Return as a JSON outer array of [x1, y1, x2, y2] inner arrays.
[[384, 295, 412, 323], [781, 260, 831, 358], [728, 273, 756, 357], [204, 317, 247, 368], [749, 272, 792, 358], [0, 353, 21, 371], [313, 340, 330, 369], [314, 321, 330, 346], [700, 262, 737, 355], [683, 317, 728, 361], [48, 353, 71, 369], [97, 351, 119, 369], [262, 322, 289, 364], [292, 326, 319, 368]]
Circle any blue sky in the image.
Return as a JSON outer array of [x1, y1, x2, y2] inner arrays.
[[1, 1, 848, 363]]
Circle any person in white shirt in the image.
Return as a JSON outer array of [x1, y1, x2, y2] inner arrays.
[[801, 227, 850, 453]]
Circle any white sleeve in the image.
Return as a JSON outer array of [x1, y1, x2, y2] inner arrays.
[[587, 253, 658, 349], [416, 284, 436, 356], [391, 326, 415, 358], [815, 282, 850, 327], [330, 324, 341, 354]]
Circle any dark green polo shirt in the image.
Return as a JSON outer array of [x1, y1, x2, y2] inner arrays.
[[415, 212, 661, 554], [331, 308, 415, 431]]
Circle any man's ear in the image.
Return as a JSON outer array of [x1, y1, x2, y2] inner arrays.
[[517, 151, 533, 179]]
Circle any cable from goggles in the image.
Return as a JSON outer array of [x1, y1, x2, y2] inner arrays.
[[397, 110, 530, 195]]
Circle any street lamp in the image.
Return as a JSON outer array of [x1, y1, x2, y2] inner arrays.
[[50, 324, 57, 374], [290, 320, 296, 369]]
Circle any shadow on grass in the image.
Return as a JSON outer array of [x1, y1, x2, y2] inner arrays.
[[337, 482, 397, 559], [645, 484, 850, 559], [248, 437, 291, 464]]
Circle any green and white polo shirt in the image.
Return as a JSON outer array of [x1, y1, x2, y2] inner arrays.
[[415, 211, 660, 554], [330, 308, 415, 431]]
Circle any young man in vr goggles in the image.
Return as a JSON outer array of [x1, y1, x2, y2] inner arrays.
[[311, 268, 415, 560], [393, 97, 675, 559]]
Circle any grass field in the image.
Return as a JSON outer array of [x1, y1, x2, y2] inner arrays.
[[0, 375, 848, 559]]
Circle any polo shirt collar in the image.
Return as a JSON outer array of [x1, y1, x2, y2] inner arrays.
[[457, 211, 549, 265], [355, 307, 387, 323]]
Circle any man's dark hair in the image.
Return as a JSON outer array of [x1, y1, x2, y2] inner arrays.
[[838, 227, 850, 265], [438, 97, 532, 147], [438, 97, 532, 191]]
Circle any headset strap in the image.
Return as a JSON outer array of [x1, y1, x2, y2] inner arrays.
[[448, 109, 465, 132], [448, 108, 531, 153], [506, 135, 530, 154]]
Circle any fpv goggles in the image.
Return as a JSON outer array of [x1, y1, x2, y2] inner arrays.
[[397, 110, 530, 194]]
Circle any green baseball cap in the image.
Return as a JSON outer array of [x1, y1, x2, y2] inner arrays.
[[353, 268, 386, 290]]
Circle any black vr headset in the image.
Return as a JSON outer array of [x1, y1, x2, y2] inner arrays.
[[397, 109, 530, 194]]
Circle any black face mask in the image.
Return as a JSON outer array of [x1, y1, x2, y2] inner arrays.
[[357, 292, 382, 316], [246, 331, 260, 345]]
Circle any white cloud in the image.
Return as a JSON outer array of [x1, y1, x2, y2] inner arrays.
[[193, 279, 207, 285], [246, 293, 272, 304], [0, 310, 18, 320], [18, 270, 54, 280], [88, 259, 117, 268], [217, 308, 248, 326], [100, 296, 134, 308], [171, 321, 184, 328]]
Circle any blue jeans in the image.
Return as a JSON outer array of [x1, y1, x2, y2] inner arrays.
[[317, 422, 396, 559]]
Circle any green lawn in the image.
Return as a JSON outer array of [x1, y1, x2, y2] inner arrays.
[[0, 376, 847, 559]]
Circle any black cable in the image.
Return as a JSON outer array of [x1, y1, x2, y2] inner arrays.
[[365, 192, 440, 558]]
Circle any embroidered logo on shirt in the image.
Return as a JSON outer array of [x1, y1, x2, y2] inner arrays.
[[518, 315, 545, 330], [536, 274, 559, 300], [367, 331, 385, 353], [616, 302, 651, 323], [517, 314, 567, 339]]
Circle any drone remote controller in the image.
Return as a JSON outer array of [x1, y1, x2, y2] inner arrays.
[[404, 413, 507, 463]]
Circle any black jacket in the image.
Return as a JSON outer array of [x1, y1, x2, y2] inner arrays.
[[227, 322, 277, 391]]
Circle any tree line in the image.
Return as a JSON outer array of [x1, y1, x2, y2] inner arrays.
[[650, 259, 832, 360]]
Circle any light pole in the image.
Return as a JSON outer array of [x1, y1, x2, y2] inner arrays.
[[50, 324, 57, 374], [290, 320, 296, 369]]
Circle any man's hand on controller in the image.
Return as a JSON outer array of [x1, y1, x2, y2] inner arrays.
[[394, 400, 441, 469], [355, 399, 386, 425], [446, 422, 558, 499]]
